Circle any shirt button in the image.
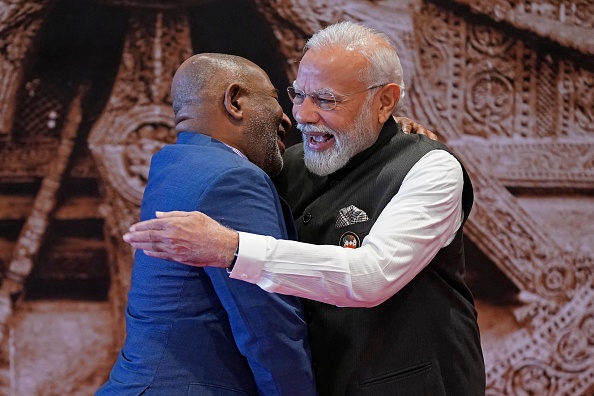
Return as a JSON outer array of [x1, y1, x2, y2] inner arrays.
[[303, 213, 312, 224], [241, 274, 248, 279]]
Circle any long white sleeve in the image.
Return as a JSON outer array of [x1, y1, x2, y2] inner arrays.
[[229, 150, 464, 307]]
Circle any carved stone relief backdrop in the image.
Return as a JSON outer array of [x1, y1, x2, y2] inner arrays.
[[0, 0, 592, 394]]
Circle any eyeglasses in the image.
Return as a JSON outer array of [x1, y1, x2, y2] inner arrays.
[[287, 83, 388, 111]]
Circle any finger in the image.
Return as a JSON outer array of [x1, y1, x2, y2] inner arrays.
[[125, 241, 159, 251], [155, 210, 195, 218], [123, 230, 155, 243], [399, 119, 412, 134], [416, 125, 438, 141], [128, 218, 170, 232], [124, 239, 157, 250]]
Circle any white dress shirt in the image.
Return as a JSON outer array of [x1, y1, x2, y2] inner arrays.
[[229, 150, 464, 308]]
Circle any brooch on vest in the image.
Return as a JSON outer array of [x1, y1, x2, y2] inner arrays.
[[339, 231, 360, 248], [336, 205, 368, 248]]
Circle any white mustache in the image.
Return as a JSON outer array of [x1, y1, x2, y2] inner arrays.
[[296, 123, 335, 135]]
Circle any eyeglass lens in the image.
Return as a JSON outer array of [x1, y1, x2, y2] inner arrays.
[[287, 87, 337, 110]]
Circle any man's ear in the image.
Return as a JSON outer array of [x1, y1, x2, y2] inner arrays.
[[377, 83, 400, 124], [224, 83, 244, 121]]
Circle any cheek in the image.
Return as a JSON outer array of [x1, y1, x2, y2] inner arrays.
[[323, 112, 356, 132]]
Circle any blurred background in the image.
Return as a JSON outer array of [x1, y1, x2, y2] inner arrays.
[[0, 0, 593, 394]]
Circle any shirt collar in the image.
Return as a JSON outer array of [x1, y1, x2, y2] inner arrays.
[[224, 143, 248, 160]]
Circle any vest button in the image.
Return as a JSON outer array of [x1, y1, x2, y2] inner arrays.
[[303, 213, 312, 224], [330, 180, 339, 187]]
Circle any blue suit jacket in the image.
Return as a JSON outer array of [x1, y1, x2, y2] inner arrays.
[[97, 132, 316, 395]]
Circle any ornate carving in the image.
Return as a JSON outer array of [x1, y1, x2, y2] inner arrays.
[[411, 1, 594, 394], [510, 361, 556, 396], [253, 0, 322, 79], [575, 68, 594, 132], [472, 141, 594, 188], [0, 142, 59, 177], [0, 0, 50, 136], [89, 12, 191, 207], [4, 89, 84, 285], [466, 70, 514, 127], [90, 108, 175, 205], [0, 1, 592, 394], [453, 0, 594, 55]]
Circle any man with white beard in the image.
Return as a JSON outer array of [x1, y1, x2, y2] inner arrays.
[[125, 22, 486, 396]]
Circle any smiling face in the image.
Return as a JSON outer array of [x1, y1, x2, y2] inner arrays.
[[292, 47, 384, 176]]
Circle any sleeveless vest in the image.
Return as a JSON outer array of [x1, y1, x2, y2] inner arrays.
[[275, 118, 485, 396]]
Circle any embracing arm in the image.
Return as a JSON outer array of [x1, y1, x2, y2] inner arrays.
[[393, 116, 438, 140], [125, 151, 463, 308], [123, 115, 436, 265], [232, 150, 463, 307]]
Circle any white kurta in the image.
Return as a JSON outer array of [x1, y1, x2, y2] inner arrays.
[[230, 150, 464, 308]]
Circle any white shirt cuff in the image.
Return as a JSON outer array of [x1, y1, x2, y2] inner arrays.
[[229, 231, 268, 283]]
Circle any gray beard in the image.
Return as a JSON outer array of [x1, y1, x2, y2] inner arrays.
[[301, 95, 376, 176], [303, 134, 360, 176]]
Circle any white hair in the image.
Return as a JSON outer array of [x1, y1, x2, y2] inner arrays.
[[304, 21, 406, 111]]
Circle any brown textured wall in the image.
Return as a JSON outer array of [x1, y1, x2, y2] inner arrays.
[[0, 0, 592, 394]]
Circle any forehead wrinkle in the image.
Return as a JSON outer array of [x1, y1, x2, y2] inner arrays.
[[293, 81, 336, 95]]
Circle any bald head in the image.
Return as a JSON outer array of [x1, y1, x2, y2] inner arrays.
[[169, 53, 288, 176], [171, 53, 262, 117]]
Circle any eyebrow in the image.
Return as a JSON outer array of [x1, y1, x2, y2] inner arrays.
[[292, 83, 336, 95], [316, 87, 335, 95]]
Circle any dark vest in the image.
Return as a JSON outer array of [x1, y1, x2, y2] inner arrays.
[[275, 118, 485, 396]]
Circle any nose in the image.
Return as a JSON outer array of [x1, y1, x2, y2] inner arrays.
[[293, 96, 320, 125]]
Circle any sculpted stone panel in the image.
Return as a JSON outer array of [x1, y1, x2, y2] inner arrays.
[[0, 0, 51, 136], [89, 12, 190, 230], [409, 1, 594, 394], [455, 0, 594, 54], [252, 0, 343, 79], [0, 0, 592, 394]]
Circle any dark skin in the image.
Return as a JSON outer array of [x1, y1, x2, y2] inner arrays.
[[171, 54, 290, 163], [157, 53, 292, 264], [394, 116, 437, 141]]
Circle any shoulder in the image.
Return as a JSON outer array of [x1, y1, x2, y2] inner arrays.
[[413, 148, 474, 219], [155, 141, 244, 171], [415, 150, 462, 175]]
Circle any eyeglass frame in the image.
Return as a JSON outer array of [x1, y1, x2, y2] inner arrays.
[[286, 83, 391, 111]]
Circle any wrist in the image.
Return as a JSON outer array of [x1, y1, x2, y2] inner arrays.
[[227, 244, 239, 273]]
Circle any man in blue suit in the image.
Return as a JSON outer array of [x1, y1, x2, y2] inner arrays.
[[96, 53, 316, 395]]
